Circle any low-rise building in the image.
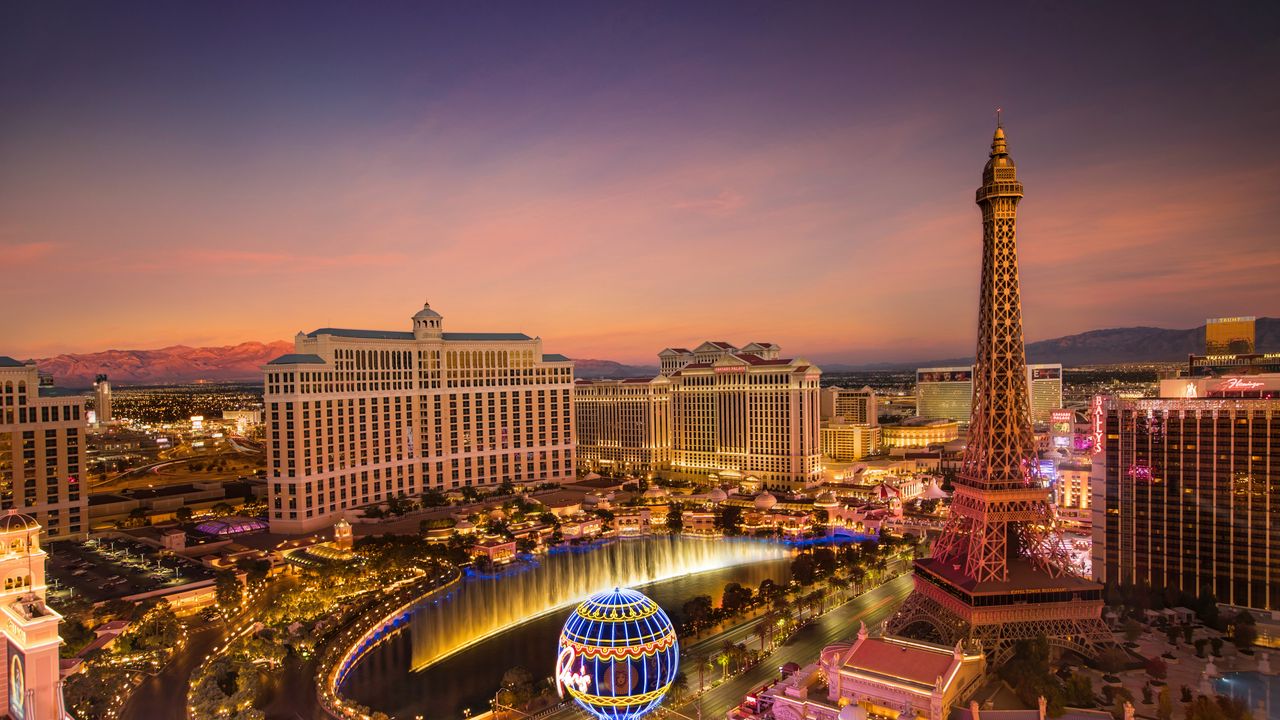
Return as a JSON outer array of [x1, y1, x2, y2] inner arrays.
[[756, 625, 984, 720], [882, 418, 959, 448], [470, 537, 517, 564], [820, 421, 881, 462]]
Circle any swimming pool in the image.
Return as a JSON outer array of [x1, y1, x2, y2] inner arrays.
[[1213, 671, 1278, 717]]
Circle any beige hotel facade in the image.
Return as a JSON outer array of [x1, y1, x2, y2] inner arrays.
[[576, 341, 822, 491], [0, 357, 87, 540], [264, 303, 574, 534]]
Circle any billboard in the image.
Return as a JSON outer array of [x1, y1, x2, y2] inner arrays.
[[917, 370, 971, 383], [7, 643, 24, 720], [1031, 367, 1061, 380]]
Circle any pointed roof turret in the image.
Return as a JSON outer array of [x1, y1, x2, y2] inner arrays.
[[990, 123, 1008, 157], [413, 301, 442, 320]]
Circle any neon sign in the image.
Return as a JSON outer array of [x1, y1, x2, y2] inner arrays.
[[555, 646, 592, 697], [1218, 378, 1264, 391], [1128, 463, 1153, 483], [1090, 395, 1106, 456]]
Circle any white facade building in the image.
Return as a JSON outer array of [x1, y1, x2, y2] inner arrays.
[[820, 386, 878, 425], [0, 358, 86, 540], [667, 346, 822, 491], [574, 377, 670, 477], [264, 303, 574, 534], [92, 374, 112, 425], [578, 341, 822, 491]]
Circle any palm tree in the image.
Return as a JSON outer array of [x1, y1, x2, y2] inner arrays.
[[752, 619, 770, 653], [734, 642, 749, 672], [850, 564, 868, 595], [670, 671, 689, 704], [695, 653, 711, 691], [719, 639, 737, 677]]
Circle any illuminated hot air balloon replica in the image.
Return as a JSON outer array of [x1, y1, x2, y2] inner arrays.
[[556, 588, 680, 720]]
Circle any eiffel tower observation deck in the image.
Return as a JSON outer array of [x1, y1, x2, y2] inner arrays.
[[885, 122, 1111, 664]]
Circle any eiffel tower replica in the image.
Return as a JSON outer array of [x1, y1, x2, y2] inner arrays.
[[885, 120, 1112, 663]]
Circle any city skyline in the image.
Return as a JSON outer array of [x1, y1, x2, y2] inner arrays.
[[4, 3, 1279, 363]]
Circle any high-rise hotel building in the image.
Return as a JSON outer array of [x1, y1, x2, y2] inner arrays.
[[916, 363, 1062, 426], [575, 341, 822, 491], [819, 386, 878, 425], [574, 377, 670, 477], [667, 343, 821, 491], [264, 303, 574, 534], [1092, 374, 1280, 610], [0, 357, 86, 539]]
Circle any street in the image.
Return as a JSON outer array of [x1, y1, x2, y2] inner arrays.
[[679, 574, 912, 720], [120, 580, 287, 720], [120, 621, 223, 720]]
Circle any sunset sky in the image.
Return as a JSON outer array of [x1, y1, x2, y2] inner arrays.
[[3, 2, 1278, 365]]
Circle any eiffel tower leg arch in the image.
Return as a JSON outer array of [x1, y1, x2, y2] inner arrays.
[[884, 581, 972, 648]]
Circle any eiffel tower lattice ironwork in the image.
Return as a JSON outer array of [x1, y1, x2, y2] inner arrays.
[[884, 122, 1112, 664]]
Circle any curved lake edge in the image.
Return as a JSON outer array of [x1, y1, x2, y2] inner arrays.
[[339, 536, 798, 719]]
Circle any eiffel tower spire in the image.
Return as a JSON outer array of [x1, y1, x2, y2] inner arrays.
[[885, 121, 1112, 663]]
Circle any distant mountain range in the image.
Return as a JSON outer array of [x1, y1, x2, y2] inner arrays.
[[28, 317, 1277, 387], [32, 343, 657, 388], [35, 341, 294, 388], [835, 317, 1279, 371], [571, 359, 660, 379]]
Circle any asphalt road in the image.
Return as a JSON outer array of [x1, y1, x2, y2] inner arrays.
[[120, 621, 223, 720], [121, 582, 288, 720], [679, 574, 912, 720], [543, 574, 913, 720]]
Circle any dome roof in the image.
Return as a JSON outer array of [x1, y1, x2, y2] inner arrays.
[[754, 491, 778, 511], [413, 302, 442, 319], [706, 488, 727, 503], [0, 511, 39, 534], [814, 491, 838, 506]]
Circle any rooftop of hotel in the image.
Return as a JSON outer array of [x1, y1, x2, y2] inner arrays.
[[268, 353, 326, 365], [675, 357, 806, 372], [889, 417, 959, 427], [305, 327, 532, 341], [840, 635, 961, 688]]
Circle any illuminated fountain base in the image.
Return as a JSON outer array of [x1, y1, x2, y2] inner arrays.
[[410, 536, 789, 670], [340, 536, 792, 719]]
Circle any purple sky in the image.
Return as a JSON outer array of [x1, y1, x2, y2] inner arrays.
[[3, 2, 1278, 364]]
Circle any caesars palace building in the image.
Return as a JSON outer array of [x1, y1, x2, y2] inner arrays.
[[264, 303, 574, 534]]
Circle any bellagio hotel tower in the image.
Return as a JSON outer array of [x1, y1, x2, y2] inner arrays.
[[264, 303, 574, 534]]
